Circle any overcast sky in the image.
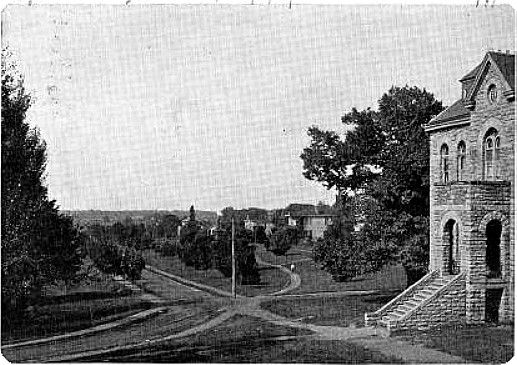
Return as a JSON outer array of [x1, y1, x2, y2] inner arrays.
[[2, 4, 514, 211]]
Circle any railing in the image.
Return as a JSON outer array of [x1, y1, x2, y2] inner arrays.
[[397, 271, 465, 323], [364, 270, 438, 326]]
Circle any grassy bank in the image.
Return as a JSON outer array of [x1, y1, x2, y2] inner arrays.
[[142, 249, 290, 297], [261, 293, 397, 328], [396, 324, 514, 363], [85, 314, 401, 363], [2, 261, 156, 343], [256, 244, 407, 294]]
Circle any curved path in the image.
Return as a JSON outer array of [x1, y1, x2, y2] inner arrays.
[[46, 309, 236, 362], [6, 248, 466, 364], [2, 306, 169, 350], [255, 251, 301, 296]]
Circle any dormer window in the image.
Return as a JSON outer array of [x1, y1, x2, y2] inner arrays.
[[487, 84, 498, 104], [440, 144, 449, 183]]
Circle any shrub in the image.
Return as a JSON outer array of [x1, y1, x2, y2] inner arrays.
[[270, 226, 298, 256], [86, 237, 145, 282], [120, 247, 146, 281], [179, 224, 213, 270], [160, 239, 179, 257], [213, 225, 260, 284]]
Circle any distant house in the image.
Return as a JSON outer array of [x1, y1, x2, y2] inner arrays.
[[285, 211, 335, 240], [285, 212, 298, 227], [244, 215, 258, 231], [298, 214, 335, 240]]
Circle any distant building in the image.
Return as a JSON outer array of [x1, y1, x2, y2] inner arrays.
[[244, 215, 258, 231], [285, 210, 335, 240], [298, 214, 335, 240], [285, 212, 298, 227]]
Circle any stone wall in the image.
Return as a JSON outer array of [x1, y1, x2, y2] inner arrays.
[[392, 275, 467, 333], [364, 271, 438, 326]]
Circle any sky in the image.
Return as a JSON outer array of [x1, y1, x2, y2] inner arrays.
[[2, 4, 515, 211]]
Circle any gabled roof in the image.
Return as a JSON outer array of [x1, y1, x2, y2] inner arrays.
[[465, 51, 515, 101], [425, 51, 515, 132], [459, 62, 483, 82], [425, 99, 471, 130], [489, 51, 515, 89]]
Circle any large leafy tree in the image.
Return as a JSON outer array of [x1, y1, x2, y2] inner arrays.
[[1, 51, 82, 310], [301, 86, 443, 285]]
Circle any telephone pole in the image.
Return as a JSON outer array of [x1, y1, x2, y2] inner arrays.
[[231, 217, 236, 298]]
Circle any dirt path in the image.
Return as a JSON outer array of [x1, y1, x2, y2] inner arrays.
[[7, 248, 467, 364], [45, 309, 236, 362], [255, 250, 301, 296]]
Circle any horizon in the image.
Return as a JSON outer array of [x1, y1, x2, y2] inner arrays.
[[2, 4, 514, 212]]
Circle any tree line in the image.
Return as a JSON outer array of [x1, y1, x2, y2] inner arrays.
[[2, 52, 83, 314]]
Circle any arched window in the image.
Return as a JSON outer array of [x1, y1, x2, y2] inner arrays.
[[440, 144, 449, 183], [444, 219, 460, 274], [457, 141, 466, 181], [486, 219, 502, 278], [484, 129, 500, 180]]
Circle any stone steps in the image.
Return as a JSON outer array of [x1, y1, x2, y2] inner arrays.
[[379, 275, 453, 327]]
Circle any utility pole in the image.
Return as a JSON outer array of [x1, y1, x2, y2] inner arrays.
[[231, 217, 236, 298]]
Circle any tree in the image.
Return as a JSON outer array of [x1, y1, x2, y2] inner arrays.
[[254, 225, 268, 245], [300, 107, 384, 193], [270, 226, 299, 256], [212, 223, 260, 285], [301, 86, 443, 286], [160, 214, 180, 238], [1, 51, 82, 310], [189, 205, 196, 222]]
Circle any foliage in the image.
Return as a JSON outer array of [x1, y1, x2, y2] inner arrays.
[[120, 246, 146, 280], [212, 224, 260, 284], [312, 200, 367, 281], [301, 86, 443, 285], [178, 223, 212, 269], [1, 51, 82, 311], [158, 214, 181, 238], [160, 239, 180, 257], [270, 226, 299, 256], [85, 237, 145, 281], [254, 226, 269, 245]]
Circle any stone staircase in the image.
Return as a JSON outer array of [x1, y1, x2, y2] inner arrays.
[[378, 275, 453, 327], [365, 270, 465, 334]]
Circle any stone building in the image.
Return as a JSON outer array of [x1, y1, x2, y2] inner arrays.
[[366, 51, 514, 333]]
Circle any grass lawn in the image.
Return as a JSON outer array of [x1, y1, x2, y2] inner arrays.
[[85, 315, 401, 363], [257, 244, 407, 294], [4, 303, 226, 362], [396, 324, 514, 364], [261, 293, 397, 328], [1, 261, 156, 344], [142, 249, 290, 297]]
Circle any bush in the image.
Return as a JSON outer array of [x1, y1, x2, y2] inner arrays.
[[213, 225, 260, 285], [179, 224, 213, 270], [160, 239, 180, 257], [313, 222, 387, 282], [120, 247, 146, 280], [86, 237, 145, 281], [270, 226, 298, 256]]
